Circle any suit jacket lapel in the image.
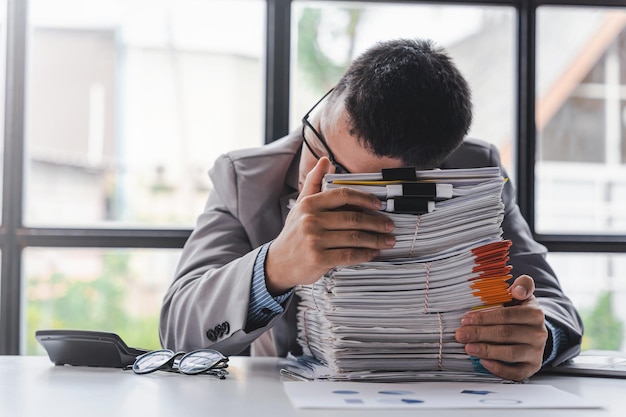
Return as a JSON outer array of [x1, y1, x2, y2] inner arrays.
[[279, 143, 301, 224]]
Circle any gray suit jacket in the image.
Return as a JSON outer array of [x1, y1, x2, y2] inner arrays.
[[159, 130, 583, 366]]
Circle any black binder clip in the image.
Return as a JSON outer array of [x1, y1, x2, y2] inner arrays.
[[382, 197, 435, 214], [381, 167, 417, 181]]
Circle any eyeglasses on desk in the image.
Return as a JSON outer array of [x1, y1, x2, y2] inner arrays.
[[131, 348, 229, 379]]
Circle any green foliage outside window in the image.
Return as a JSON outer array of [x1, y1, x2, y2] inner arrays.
[[297, 7, 362, 93], [26, 252, 162, 355], [580, 290, 624, 351]]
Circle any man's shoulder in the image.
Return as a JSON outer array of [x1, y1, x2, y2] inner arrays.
[[210, 131, 301, 192], [226, 132, 302, 163], [440, 137, 498, 169]]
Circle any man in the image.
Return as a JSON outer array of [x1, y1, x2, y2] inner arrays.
[[160, 38, 583, 381]]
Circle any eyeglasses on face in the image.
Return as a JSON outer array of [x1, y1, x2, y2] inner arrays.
[[301, 88, 351, 174], [132, 348, 229, 378]]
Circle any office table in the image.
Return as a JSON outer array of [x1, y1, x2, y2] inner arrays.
[[1, 355, 624, 416]]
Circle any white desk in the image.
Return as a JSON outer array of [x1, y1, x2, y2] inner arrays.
[[1, 356, 624, 417]]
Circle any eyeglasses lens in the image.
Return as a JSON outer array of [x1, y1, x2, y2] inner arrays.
[[132, 349, 176, 374], [178, 349, 227, 375]]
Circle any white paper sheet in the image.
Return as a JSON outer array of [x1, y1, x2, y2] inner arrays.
[[283, 381, 601, 409]]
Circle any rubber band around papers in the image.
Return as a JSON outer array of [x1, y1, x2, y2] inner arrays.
[[302, 307, 312, 353], [408, 214, 421, 257], [311, 282, 322, 312], [437, 312, 443, 371], [302, 283, 322, 356], [423, 261, 430, 313]]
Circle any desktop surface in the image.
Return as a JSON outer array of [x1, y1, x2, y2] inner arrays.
[[0, 355, 624, 417]]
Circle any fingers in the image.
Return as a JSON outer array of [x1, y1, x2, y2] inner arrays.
[[297, 157, 382, 211], [463, 338, 541, 364], [267, 157, 394, 292], [460, 303, 545, 327], [300, 185, 383, 212], [509, 274, 535, 302], [297, 157, 335, 202], [479, 359, 542, 382], [298, 213, 396, 268], [317, 230, 396, 251], [312, 210, 395, 235], [456, 321, 548, 345], [457, 321, 548, 381], [455, 294, 548, 381], [266, 180, 395, 293], [313, 248, 384, 270]]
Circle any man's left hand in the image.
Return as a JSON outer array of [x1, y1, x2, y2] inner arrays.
[[454, 275, 548, 381]]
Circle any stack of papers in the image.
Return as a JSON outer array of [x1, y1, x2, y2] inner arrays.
[[291, 167, 513, 382]]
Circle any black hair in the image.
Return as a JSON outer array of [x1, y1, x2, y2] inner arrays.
[[332, 38, 472, 168]]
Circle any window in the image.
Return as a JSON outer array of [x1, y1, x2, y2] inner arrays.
[[25, 0, 266, 227], [548, 252, 626, 351], [24, 248, 180, 354], [0, 0, 6, 215], [535, 4, 626, 353], [290, 1, 516, 175], [1, 0, 625, 356], [0, 0, 267, 354], [536, 6, 626, 234]]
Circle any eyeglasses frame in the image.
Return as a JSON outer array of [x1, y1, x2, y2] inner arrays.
[[301, 88, 351, 174], [132, 348, 229, 376]]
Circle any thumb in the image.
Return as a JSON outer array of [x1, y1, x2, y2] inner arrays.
[[297, 157, 334, 202], [509, 274, 535, 301]]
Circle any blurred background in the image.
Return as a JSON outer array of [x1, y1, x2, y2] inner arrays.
[[0, 0, 623, 355]]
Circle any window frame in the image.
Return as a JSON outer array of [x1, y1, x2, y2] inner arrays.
[[1, 0, 625, 354]]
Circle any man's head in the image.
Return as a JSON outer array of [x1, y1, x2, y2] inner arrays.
[[300, 38, 472, 182], [334, 38, 472, 169]]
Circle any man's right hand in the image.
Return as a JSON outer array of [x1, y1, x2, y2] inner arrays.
[[265, 157, 396, 295]]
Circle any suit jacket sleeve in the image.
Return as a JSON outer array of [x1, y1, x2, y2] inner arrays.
[[159, 151, 292, 355], [444, 140, 583, 366], [499, 155, 583, 366]]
